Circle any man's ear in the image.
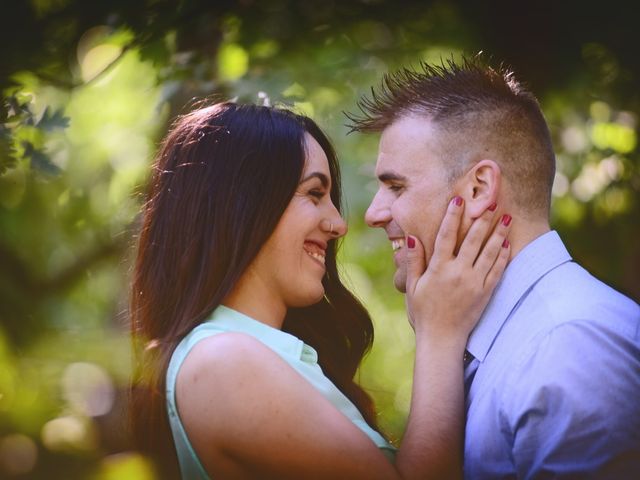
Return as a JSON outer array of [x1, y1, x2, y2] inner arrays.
[[458, 160, 501, 219]]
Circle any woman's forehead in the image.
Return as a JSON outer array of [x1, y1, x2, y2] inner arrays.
[[303, 132, 331, 176]]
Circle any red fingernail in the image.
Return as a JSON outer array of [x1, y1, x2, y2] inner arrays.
[[501, 214, 512, 226], [502, 238, 510, 248], [452, 196, 463, 206], [488, 202, 497, 212], [407, 236, 416, 249]]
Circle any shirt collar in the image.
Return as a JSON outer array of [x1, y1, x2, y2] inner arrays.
[[466, 230, 573, 362], [207, 305, 318, 363]]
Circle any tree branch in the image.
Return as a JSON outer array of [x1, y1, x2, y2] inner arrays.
[[0, 235, 129, 296]]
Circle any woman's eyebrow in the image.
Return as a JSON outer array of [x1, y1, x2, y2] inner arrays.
[[299, 172, 329, 188]]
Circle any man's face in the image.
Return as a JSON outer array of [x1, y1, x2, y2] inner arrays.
[[365, 116, 456, 292]]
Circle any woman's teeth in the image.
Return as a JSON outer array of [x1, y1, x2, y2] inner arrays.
[[392, 239, 405, 251], [305, 250, 326, 264]]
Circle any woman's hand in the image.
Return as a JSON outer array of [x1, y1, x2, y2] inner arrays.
[[395, 197, 512, 480], [405, 197, 511, 345]]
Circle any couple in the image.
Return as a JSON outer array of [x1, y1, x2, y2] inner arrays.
[[130, 58, 640, 479]]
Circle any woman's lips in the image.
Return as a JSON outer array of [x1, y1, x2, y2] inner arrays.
[[303, 241, 326, 264]]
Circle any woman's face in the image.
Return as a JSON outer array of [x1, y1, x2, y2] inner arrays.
[[249, 133, 347, 308]]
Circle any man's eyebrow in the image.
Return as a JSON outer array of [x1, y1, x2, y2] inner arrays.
[[300, 172, 329, 188], [378, 172, 408, 183]]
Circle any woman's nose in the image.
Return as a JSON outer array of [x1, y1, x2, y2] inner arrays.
[[322, 214, 347, 238]]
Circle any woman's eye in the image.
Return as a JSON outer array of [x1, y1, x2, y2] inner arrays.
[[309, 189, 325, 199]]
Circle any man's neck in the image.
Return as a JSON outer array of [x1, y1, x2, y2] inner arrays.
[[507, 218, 551, 262]]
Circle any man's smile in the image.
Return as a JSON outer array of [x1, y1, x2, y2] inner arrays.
[[391, 238, 405, 251]]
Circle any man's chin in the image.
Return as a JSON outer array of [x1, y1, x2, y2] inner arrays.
[[393, 270, 407, 293]]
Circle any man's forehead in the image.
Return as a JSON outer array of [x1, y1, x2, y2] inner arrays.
[[375, 115, 441, 177], [374, 153, 411, 179], [383, 114, 438, 141]]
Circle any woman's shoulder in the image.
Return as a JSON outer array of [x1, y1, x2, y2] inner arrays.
[[172, 325, 400, 478], [176, 331, 307, 415], [180, 330, 280, 378]]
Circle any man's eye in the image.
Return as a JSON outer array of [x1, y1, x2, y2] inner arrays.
[[388, 184, 403, 192]]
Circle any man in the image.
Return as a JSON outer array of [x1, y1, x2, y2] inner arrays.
[[350, 58, 640, 478]]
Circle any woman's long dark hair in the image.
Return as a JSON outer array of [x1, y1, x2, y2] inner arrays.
[[130, 102, 378, 475]]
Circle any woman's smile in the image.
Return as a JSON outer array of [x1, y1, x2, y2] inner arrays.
[[303, 240, 327, 266]]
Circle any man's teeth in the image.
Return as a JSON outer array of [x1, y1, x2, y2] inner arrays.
[[392, 239, 405, 251], [305, 250, 326, 263]]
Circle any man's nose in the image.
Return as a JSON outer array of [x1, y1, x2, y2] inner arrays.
[[365, 191, 390, 228]]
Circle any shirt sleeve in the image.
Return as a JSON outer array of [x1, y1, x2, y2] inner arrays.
[[500, 319, 640, 478]]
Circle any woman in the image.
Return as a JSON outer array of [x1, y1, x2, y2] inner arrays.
[[130, 102, 511, 479]]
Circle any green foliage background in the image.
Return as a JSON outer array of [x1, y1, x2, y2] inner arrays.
[[1, 0, 638, 477]]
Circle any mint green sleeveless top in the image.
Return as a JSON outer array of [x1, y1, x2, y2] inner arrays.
[[166, 305, 396, 479]]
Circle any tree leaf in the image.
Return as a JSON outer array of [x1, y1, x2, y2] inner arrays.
[[22, 141, 61, 176], [139, 37, 171, 68], [37, 107, 70, 131], [0, 126, 17, 175]]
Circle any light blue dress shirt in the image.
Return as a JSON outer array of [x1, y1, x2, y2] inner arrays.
[[464, 231, 640, 479], [166, 305, 396, 479]]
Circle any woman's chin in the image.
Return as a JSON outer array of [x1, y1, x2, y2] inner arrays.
[[288, 286, 326, 308]]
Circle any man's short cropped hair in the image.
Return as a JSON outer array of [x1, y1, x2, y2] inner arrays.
[[347, 56, 556, 217]]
